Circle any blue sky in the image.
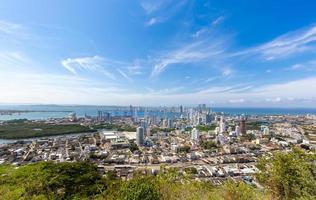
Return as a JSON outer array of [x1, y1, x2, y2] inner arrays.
[[1, 0, 316, 107]]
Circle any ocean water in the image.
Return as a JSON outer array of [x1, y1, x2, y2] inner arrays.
[[0, 105, 316, 121], [0, 105, 179, 121], [1, 105, 316, 144], [212, 107, 316, 116]]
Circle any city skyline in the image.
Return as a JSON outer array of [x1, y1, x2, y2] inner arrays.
[[1, 1, 316, 107]]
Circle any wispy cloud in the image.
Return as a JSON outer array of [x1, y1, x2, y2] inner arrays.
[[0, 20, 24, 35], [140, 0, 188, 26], [127, 64, 143, 75], [0, 71, 126, 105], [234, 24, 316, 60], [265, 97, 281, 103], [222, 67, 233, 77], [288, 60, 316, 71], [117, 68, 133, 82], [197, 84, 253, 94], [61, 55, 116, 80], [145, 17, 162, 26], [139, 0, 165, 14], [150, 40, 226, 77], [191, 28, 207, 38], [0, 20, 32, 42], [253, 77, 316, 98], [228, 98, 245, 103], [0, 51, 33, 71], [204, 77, 218, 83], [144, 86, 184, 95], [212, 16, 225, 26], [61, 55, 146, 81]]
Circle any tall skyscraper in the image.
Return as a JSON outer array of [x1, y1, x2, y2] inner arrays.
[[263, 127, 269, 135], [167, 118, 173, 129], [133, 107, 138, 122], [191, 127, 199, 141], [240, 118, 246, 135], [235, 125, 240, 136], [136, 126, 144, 146], [205, 113, 213, 124], [179, 105, 183, 114], [219, 116, 226, 133]]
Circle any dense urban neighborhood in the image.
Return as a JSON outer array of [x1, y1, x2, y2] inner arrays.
[[1, 106, 315, 188]]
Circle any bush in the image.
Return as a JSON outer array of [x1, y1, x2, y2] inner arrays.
[[119, 176, 160, 200], [256, 148, 316, 200]]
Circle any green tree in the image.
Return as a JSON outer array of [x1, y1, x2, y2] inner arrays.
[[256, 148, 316, 200], [129, 141, 139, 152], [220, 179, 258, 200], [200, 140, 218, 150], [119, 176, 161, 200]]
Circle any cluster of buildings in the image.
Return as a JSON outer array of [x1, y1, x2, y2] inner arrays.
[[0, 105, 315, 184]]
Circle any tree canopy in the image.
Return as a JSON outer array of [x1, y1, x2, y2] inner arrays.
[[256, 148, 316, 200]]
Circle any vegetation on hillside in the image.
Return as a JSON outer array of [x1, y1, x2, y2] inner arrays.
[[92, 123, 136, 132], [196, 124, 217, 131], [0, 148, 315, 200], [199, 140, 218, 150], [256, 148, 316, 200], [0, 120, 95, 139]]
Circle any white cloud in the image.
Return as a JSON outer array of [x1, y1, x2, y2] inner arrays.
[[145, 17, 162, 26], [229, 98, 245, 103], [234, 24, 316, 60], [145, 86, 184, 95], [192, 29, 206, 38], [197, 84, 252, 94], [212, 16, 225, 26], [204, 77, 218, 83], [150, 40, 225, 77], [288, 60, 316, 71], [0, 71, 125, 105], [117, 68, 133, 82], [222, 68, 233, 76], [139, 0, 164, 14], [0, 51, 33, 71], [0, 20, 32, 42], [140, 0, 188, 26], [252, 77, 316, 100], [0, 20, 24, 35], [291, 64, 303, 70], [61, 56, 117, 80], [265, 97, 282, 103]]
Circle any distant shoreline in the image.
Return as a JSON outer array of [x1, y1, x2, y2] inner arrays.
[[0, 109, 72, 116]]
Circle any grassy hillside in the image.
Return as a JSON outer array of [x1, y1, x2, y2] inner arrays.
[[0, 148, 314, 200], [0, 162, 268, 200]]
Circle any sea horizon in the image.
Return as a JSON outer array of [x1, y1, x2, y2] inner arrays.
[[1, 104, 316, 121]]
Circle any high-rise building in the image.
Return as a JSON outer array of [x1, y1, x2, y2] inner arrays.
[[191, 127, 199, 141], [198, 104, 207, 112], [215, 127, 220, 135], [136, 127, 144, 146], [162, 119, 167, 128], [133, 107, 138, 122], [205, 113, 213, 124], [219, 116, 226, 133], [263, 127, 269, 135], [129, 105, 133, 116], [179, 105, 183, 114], [167, 118, 173, 129], [240, 118, 246, 135], [235, 125, 240, 136]]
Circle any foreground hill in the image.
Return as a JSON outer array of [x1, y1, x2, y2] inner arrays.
[[0, 148, 315, 200]]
